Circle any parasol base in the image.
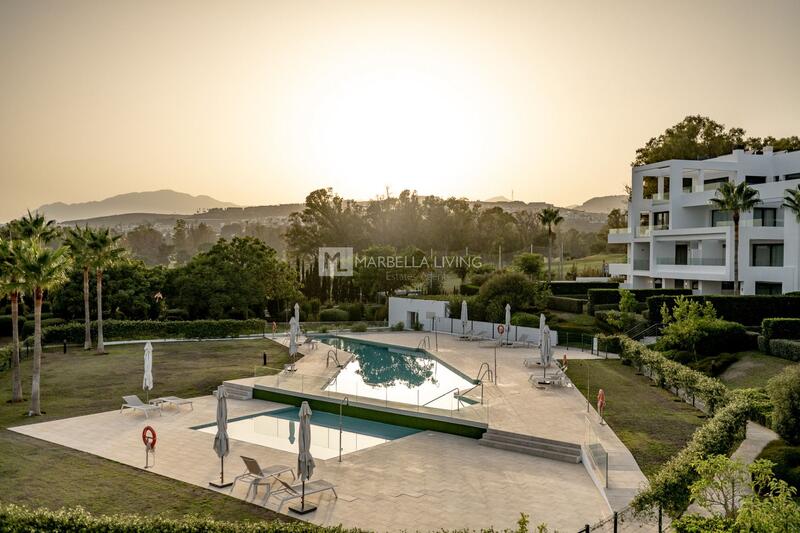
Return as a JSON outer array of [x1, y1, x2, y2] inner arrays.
[[537, 380, 551, 385], [209, 481, 233, 489], [289, 503, 317, 515]]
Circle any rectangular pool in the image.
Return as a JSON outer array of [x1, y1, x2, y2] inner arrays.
[[195, 407, 419, 459], [318, 336, 477, 410]]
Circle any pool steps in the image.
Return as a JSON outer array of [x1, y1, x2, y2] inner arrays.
[[223, 381, 253, 400], [479, 429, 582, 463]]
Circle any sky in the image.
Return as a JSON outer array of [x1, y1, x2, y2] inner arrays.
[[1, 0, 799, 221]]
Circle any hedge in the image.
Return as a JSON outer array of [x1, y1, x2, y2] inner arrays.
[[587, 288, 691, 315], [22, 317, 65, 337], [648, 295, 800, 327], [769, 339, 800, 361], [762, 318, 800, 342], [658, 320, 751, 356], [549, 281, 618, 296], [0, 314, 25, 337], [41, 319, 267, 345], [459, 283, 479, 296], [318, 308, 350, 322], [510, 312, 539, 327], [0, 505, 357, 533], [546, 296, 585, 314]]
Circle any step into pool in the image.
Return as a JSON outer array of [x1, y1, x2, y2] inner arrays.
[[195, 407, 420, 459], [317, 335, 477, 410]]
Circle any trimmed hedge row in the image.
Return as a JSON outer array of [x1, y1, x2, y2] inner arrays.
[[768, 339, 800, 361], [587, 288, 691, 315], [648, 295, 800, 327], [762, 318, 800, 342], [318, 308, 350, 322], [549, 281, 618, 296], [0, 505, 357, 533], [0, 314, 25, 337], [618, 336, 729, 413], [41, 319, 267, 345], [546, 296, 585, 314]]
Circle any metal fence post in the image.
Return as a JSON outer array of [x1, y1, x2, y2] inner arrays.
[[613, 511, 618, 533], [583, 524, 590, 533], [658, 506, 662, 532]]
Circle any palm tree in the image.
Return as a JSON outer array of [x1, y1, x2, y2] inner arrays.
[[64, 226, 94, 350], [536, 208, 564, 281], [0, 239, 26, 402], [12, 210, 59, 244], [88, 229, 124, 354], [16, 241, 69, 416], [710, 181, 761, 295], [784, 186, 800, 222]]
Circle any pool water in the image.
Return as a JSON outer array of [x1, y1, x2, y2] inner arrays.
[[317, 336, 476, 410], [196, 407, 419, 459]]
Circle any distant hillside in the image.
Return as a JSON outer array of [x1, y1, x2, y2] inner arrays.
[[38, 190, 238, 221], [569, 195, 627, 213]]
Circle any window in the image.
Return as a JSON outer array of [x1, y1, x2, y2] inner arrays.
[[753, 208, 778, 227], [755, 282, 782, 295], [683, 177, 693, 192], [722, 281, 735, 292], [653, 211, 669, 229], [642, 176, 658, 199], [653, 278, 663, 289], [639, 213, 650, 227], [751, 243, 784, 267], [786, 173, 800, 181], [745, 175, 767, 185], [691, 281, 699, 290], [712, 210, 731, 227], [704, 177, 729, 191]]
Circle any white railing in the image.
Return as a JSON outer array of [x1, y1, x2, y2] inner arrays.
[[425, 317, 558, 346]]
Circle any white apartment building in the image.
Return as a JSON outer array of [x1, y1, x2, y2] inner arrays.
[[608, 147, 800, 295]]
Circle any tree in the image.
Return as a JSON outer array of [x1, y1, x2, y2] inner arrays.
[[634, 116, 746, 165], [783, 186, 800, 223], [767, 366, 800, 445], [476, 271, 551, 321], [88, 228, 125, 354], [512, 253, 544, 279], [709, 181, 760, 294], [689, 454, 751, 520], [0, 238, 26, 402], [9, 210, 60, 244], [122, 225, 172, 266], [536, 208, 563, 282], [15, 240, 69, 415], [64, 226, 94, 349]]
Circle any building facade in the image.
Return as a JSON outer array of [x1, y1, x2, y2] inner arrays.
[[608, 147, 800, 295]]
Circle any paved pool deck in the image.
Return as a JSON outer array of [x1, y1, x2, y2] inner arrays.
[[10, 331, 648, 532]]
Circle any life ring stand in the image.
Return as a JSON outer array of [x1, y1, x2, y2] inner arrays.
[[497, 324, 505, 335], [142, 426, 157, 450]]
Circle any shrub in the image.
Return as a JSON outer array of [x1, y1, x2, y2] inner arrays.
[[769, 339, 800, 361], [22, 317, 65, 337], [164, 308, 189, 321], [338, 303, 364, 321], [373, 304, 388, 321], [655, 296, 747, 356], [689, 353, 740, 378], [588, 288, 690, 315], [510, 312, 539, 327], [546, 296, 585, 314], [618, 289, 637, 313], [549, 281, 618, 296], [411, 321, 423, 331], [459, 284, 479, 296], [595, 310, 643, 333], [350, 322, 368, 332], [476, 271, 551, 321], [757, 440, 800, 491], [648, 295, 800, 327], [40, 319, 266, 344], [762, 318, 800, 342], [672, 515, 733, 533], [758, 335, 769, 354], [390, 321, 404, 331], [318, 308, 349, 322], [0, 314, 25, 337], [768, 366, 800, 445]]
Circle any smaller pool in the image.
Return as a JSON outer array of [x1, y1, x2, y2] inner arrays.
[[195, 407, 419, 459]]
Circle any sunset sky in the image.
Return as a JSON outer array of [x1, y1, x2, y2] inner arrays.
[[1, 0, 799, 221]]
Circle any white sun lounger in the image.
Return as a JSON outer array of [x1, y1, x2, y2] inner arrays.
[[232, 456, 294, 501], [149, 396, 193, 411], [120, 395, 161, 418], [467, 329, 488, 341], [266, 476, 337, 506]]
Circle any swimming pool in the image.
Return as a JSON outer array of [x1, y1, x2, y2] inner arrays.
[[195, 407, 419, 459], [317, 336, 477, 410]]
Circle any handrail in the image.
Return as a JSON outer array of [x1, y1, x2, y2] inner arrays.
[[417, 336, 431, 350], [476, 362, 494, 383], [421, 387, 462, 409], [459, 381, 485, 405], [631, 322, 663, 341], [326, 347, 341, 368]]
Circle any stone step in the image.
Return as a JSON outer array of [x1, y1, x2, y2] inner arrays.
[[479, 439, 582, 463], [222, 382, 253, 400], [481, 433, 579, 455], [479, 429, 582, 463], [484, 429, 581, 452]]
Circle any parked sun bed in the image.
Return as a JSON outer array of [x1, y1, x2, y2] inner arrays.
[[232, 456, 294, 501], [120, 395, 161, 418], [149, 396, 193, 411], [467, 329, 489, 341], [266, 476, 338, 506]]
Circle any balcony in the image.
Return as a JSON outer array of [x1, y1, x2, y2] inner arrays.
[[656, 257, 725, 266], [608, 227, 631, 235], [652, 192, 670, 204], [635, 226, 651, 238], [633, 259, 650, 271]]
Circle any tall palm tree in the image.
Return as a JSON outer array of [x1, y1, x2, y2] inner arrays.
[[88, 229, 124, 354], [536, 208, 564, 281], [0, 239, 26, 402], [12, 210, 59, 244], [710, 181, 761, 295], [784, 186, 800, 222], [16, 241, 69, 416], [64, 226, 94, 350]]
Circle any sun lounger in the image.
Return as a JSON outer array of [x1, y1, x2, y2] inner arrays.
[[300, 336, 318, 349], [511, 334, 533, 348], [120, 395, 161, 418], [266, 476, 337, 506], [149, 396, 193, 411], [467, 329, 488, 341], [232, 457, 294, 501]]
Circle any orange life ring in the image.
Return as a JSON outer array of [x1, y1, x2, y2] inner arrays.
[[142, 426, 157, 450], [497, 324, 505, 335]]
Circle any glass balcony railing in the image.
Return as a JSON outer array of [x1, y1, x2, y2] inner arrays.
[[652, 224, 670, 231], [652, 192, 670, 203], [608, 227, 631, 235], [712, 218, 784, 228], [633, 259, 650, 270], [635, 226, 651, 237], [656, 257, 726, 266]]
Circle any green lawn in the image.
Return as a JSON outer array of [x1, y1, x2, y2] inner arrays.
[[552, 253, 627, 270], [566, 359, 705, 478], [718, 351, 797, 389], [0, 338, 294, 522]]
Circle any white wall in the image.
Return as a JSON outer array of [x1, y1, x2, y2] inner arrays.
[[388, 297, 448, 329]]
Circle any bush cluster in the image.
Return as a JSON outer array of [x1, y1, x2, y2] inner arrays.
[[40, 319, 266, 345], [510, 312, 539, 327], [762, 318, 800, 342], [648, 295, 800, 327], [546, 296, 585, 314], [657, 319, 750, 356], [768, 339, 800, 361], [548, 281, 618, 296], [318, 308, 350, 322], [587, 288, 691, 315], [767, 366, 800, 445], [459, 284, 479, 296]]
